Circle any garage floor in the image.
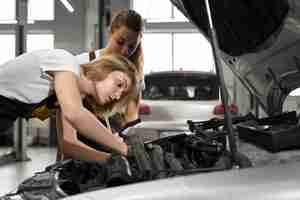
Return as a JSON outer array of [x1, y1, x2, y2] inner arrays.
[[0, 147, 56, 196]]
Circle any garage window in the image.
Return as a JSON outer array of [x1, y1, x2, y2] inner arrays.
[[27, 34, 54, 52], [143, 32, 214, 74], [173, 6, 188, 21], [0, 34, 15, 64], [143, 33, 172, 74], [0, 0, 16, 24], [133, 0, 188, 22], [0, 33, 54, 65], [28, 0, 54, 21], [0, 0, 55, 23], [0, 0, 55, 64], [174, 33, 214, 72], [133, 0, 214, 73]]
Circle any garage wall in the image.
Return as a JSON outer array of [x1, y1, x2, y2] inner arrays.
[[84, 0, 98, 50], [83, 0, 130, 50], [55, 0, 130, 53], [53, 0, 85, 54]]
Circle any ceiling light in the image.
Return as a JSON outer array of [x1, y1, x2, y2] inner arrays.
[[60, 0, 74, 13]]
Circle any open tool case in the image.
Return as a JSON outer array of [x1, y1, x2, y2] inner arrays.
[[237, 111, 300, 152]]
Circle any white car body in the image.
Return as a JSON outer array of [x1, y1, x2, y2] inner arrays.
[[66, 161, 300, 200]]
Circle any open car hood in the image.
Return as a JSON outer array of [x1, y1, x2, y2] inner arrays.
[[170, 0, 300, 116]]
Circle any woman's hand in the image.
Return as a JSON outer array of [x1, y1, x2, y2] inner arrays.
[[118, 140, 128, 156], [113, 132, 128, 156], [113, 132, 123, 142]]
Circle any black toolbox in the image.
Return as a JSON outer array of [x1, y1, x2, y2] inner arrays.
[[237, 111, 300, 152]]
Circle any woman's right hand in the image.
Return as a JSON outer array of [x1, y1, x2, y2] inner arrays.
[[119, 141, 128, 156], [113, 132, 128, 156], [113, 132, 123, 142]]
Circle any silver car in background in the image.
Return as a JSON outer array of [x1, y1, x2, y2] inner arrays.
[[139, 70, 220, 131]]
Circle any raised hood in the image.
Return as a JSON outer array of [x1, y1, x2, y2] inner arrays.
[[170, 0, 300, 116]]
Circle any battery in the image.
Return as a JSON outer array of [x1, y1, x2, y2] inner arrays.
[[237, 121, 300, 152]]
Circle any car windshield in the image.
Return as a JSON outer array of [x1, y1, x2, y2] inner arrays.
[[143, 72, 219, 100]]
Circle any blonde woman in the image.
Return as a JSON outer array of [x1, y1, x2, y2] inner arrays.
[[0, 49, 137, 161]]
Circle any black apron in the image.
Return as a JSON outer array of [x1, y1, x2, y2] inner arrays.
[[0, 95, 35, 134]]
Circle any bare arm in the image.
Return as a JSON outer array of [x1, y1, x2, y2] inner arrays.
[[120, 68, 144, 123], [58, 109, 111, 160], [123, 74, 144, 123], [53, 70, 128, 156], [123, 97, 140, 123]]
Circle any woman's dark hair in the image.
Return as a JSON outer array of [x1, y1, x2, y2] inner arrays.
[[109, 9, 144, 77]]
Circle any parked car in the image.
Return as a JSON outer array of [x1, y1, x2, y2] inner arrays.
[[138, 70, 220, 130]]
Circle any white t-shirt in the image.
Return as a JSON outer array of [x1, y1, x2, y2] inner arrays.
[[0, 49, 80, 104], [75, 49, 102, 65]]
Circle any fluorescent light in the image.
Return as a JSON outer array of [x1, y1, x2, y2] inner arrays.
[[60, 0, 74, 13]]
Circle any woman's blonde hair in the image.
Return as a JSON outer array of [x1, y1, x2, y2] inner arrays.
[[80, 54, 138, 117]]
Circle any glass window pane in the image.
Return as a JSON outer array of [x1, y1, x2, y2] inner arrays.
[[174, 33, 214, 72], [0, 0, 16, 23], [27, 34, 54, 52], [28, 0, 54, 21], [143, 33, 172, 74], [133, 0, 172, 21], [173, 6, 189, 22], [0, 35, 15, 65]]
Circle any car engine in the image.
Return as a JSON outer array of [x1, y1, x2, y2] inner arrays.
[[1, 125, 241, 200]]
